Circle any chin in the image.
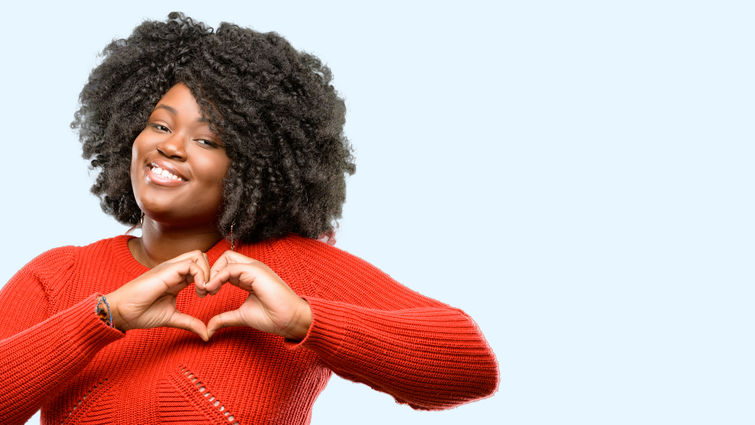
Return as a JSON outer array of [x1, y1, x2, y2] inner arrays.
[[138, 202, 220, 230]]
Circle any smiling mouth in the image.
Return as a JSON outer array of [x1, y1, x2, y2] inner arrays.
[[149, 163, 186, 182]]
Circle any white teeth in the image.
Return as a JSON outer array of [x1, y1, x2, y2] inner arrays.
[[151, 165, 183, 181]]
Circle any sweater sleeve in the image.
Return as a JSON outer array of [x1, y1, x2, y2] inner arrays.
[[0, 248, 124, 424], [284, 237, 499, 410]]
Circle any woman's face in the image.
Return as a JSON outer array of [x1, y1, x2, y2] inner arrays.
[[130, 83, 231, 228]]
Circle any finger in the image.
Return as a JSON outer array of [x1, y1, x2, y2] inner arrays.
[[206, 253, 251, 293], [166, 310, 210, 341], [185, 261, 207, 287], [195, 252, 211, 288], [210, 250, 256, 277], [165, 252, 207, 281], [195, 280, 208, 298], [187, 253, 211, 297], [203, 267, 233, 295], [206, 309, 245, 339], [206, 262, 268, 294], [168, 260, 206, 292], [151, 260, 200, 298]]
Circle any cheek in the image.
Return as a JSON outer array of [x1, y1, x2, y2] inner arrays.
[[131, 132, 149, 164], [200, 153, 231, 185], [211, 158, 231, 202], [130, 144, 139, 176], [218, 158, 231, 183], [129, 133, 151, 187]]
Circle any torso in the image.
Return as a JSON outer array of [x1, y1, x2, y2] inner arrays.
[[43, 235, 330, 425]]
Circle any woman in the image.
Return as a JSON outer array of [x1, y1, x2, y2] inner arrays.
[[0, 12, 498, 424]]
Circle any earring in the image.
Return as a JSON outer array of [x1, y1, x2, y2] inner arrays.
[[229, 221, 236, 251], [125, 212, 143, 236]]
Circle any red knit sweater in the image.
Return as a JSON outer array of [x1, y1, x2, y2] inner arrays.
[[0, 234, 498, 424]]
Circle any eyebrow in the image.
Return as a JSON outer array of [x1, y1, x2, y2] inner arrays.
[[154, 104, 210, 123], [154, 104, 177, 115]]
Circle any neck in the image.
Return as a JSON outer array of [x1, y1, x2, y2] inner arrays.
[[129, 217, 224, 268]]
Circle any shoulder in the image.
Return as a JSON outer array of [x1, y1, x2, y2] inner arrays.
[[265, 235, 443, 309], [25, 246, 76, 277], [26, 235, 129, 286], [269, 234, 396, 284], [270, 233, 367, 266], [242, 234, 378, 296], [74, 234, 132, 259]]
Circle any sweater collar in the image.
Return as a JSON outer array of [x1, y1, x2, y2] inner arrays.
[[112, 234, 233, 275]]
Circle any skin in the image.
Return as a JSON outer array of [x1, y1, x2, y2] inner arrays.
[[105, 83, 313, 342]]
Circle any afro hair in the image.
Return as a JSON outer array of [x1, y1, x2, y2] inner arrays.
[[72, 12, 355, 243]]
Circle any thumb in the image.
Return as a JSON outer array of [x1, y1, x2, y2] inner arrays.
[[166, 311, 209, 342], [206, 309, 245, 340]]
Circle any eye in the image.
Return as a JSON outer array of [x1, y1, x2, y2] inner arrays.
[[149, 123, 170, 133], [196, 139, 221, 148]]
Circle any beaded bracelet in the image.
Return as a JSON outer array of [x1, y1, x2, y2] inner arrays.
[[95, 295, 114, 328]]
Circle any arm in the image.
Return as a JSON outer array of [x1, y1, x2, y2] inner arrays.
[[0, 246, 216, 424], [201, 238, 499, 410], [0, 248, 124, 424], [288, 237, 499, 410]]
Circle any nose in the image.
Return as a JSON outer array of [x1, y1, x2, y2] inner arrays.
[[156, 133, 187, 160]]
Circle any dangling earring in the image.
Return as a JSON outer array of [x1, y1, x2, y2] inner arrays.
[[229, 221, 237, 251], [126, 212, 145, 235]]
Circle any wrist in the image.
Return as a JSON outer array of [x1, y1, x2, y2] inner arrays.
[[95, 296, 113, 327], [285, 298, 312, 341], [104, 292, 128, 332]]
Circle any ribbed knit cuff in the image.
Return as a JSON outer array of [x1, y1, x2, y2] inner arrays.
[[66, 294, 126, 358], [284, 296, 348, 354]]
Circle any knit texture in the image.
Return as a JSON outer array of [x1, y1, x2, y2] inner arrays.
[[0, 235, 498, 424]]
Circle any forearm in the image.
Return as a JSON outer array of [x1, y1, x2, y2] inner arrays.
[[0, 294, 124, 423], [291, 297, 499, 410]]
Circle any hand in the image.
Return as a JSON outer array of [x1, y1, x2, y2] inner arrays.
[[106, 250, 210, 340], [198, 250, 312, 341]]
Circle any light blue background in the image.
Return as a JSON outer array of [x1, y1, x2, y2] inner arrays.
[[1, 1, 752, 424]]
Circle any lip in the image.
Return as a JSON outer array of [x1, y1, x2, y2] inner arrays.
[[145, 160, 189, 187]]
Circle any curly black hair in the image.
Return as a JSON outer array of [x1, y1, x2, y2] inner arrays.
[[72, 12, 355, 243]]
